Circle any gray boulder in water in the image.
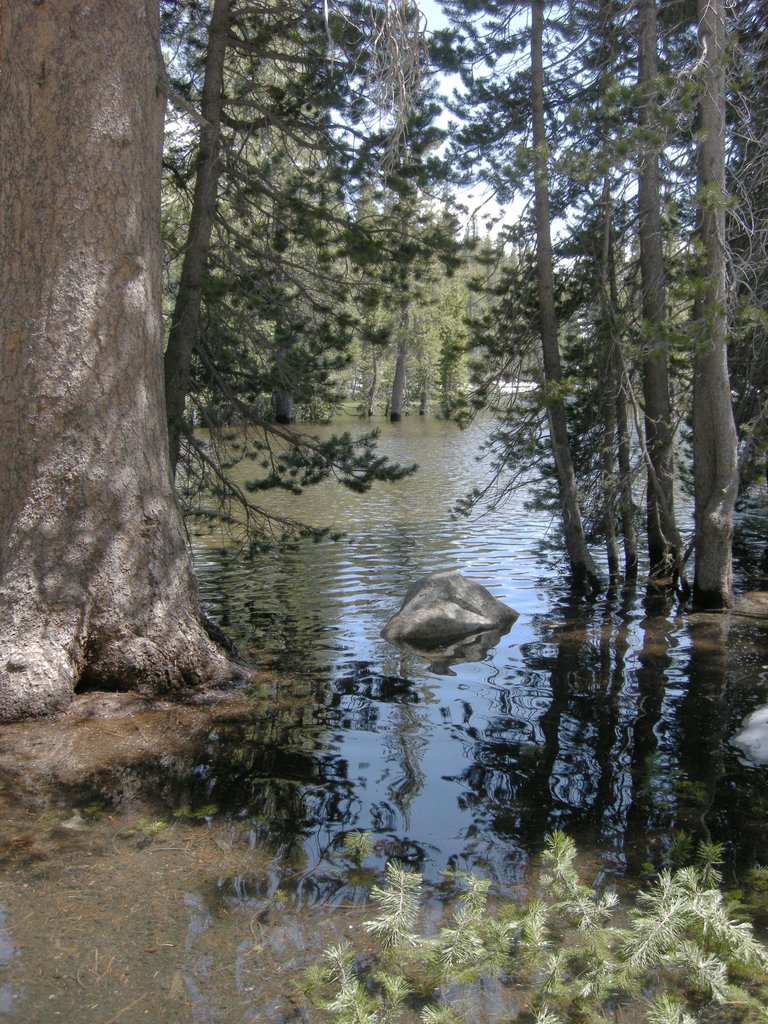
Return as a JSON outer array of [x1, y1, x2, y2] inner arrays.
[[382, 571, 518, 646]]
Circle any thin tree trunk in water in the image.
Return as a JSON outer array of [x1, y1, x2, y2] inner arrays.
[[692, 0, 738, 608], [0, 0, 242, 723], [390, 332, 408, 421], [597, 0, 637, 583], [530, 1, 600, 593], [602, 193, 639, 579], [599, 178, 621, 582], [274, 389, 295, 425], [164, 0, 230, 475], [637, 0, 682, 580], [616, 367, 639, 580], [366, 344, 379, 417]]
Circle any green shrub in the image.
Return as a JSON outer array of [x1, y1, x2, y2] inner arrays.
[[304, 832, 768, 1024]]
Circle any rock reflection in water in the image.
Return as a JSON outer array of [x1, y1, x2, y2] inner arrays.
[[394, 623, 515, 676]]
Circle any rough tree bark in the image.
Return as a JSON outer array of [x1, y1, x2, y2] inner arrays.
[[637, 0, 683, 581], [691, 0, 739, 608], [530, 0, 601, 593], [164, 0, 231, 475], [0, 0, 242, 723]]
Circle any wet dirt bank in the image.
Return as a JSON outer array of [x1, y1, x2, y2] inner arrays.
[[0, 681, 367, 1024]]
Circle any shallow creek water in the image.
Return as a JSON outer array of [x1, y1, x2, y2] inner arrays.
[[2, 415, 768, 1022]]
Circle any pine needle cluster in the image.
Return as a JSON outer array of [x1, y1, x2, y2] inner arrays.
[[304, 831, 768, 1024]]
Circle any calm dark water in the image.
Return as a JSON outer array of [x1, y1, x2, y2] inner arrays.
[[188, 415, 768, 885]]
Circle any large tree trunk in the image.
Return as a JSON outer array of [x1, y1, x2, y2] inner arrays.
[[0, 0, 241, 723], [691, 0, 739, 608], [164, 0, 230, 475], [637, 0, 683, 581], [530, 1, 601, 593]]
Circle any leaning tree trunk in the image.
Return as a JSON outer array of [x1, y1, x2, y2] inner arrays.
[[0, 0, 241, 723], [691, 0, 739, 608], [164, 0, 230, 475], [637, 0, 683, 581], [530, 0, 601, 593]]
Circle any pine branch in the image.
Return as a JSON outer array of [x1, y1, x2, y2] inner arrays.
[[364, 861, 423, 952]]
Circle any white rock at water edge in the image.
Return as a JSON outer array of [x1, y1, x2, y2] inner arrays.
[[731, 704, 768, 766]]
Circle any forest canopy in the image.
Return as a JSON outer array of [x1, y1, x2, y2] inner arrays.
[[159, 0, 765, 610]]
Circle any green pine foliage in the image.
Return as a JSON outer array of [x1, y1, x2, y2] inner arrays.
[[305, 831, 768, 1024], [365, 861, 424, 953], [161, 0, 457, 546]]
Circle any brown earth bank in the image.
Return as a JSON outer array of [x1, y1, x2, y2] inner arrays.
[[733, 591, 768, 618], [0, 681, 276, 810]]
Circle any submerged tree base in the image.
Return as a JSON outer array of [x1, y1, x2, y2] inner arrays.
[[0, 621, 252, 725]]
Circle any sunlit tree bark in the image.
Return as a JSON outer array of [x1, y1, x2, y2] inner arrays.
[[691, 0, 739, 608], [0, 0, 240, 722]]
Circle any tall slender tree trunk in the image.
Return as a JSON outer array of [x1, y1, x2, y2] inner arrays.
[[616, 363, 639, 580], [164, 0, 230, 475], [637, 0, 682, 580], [530, 1, 601, 593], [599, 178, 621, 582], [597, 0, 638, 584], [366, 344, 379, 417], [0, 0, 241, 723], [390, 328, 408, 422], [691, 0, 739, 608], [601, 198, 639, 581]]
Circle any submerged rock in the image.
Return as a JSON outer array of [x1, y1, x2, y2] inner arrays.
[[382, 571, 518, 648], [732, 704, 768, 765]]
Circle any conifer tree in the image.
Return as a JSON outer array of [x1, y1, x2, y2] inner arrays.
[[691, 0, 739, 608], [160, 0, 438, 539]]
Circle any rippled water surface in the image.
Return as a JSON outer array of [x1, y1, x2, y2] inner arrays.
[[189, 417, 768, 876], [2, 414, 768, 1022]]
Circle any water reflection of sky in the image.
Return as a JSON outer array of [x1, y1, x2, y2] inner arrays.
[[190, 417, 768, 888]]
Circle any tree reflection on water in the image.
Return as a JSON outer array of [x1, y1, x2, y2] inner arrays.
[[31, 584, 762, 895]]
